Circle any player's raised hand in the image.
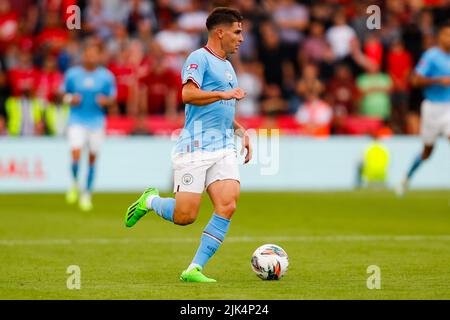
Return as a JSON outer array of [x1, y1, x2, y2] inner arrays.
[[222, 88, 246, 100]]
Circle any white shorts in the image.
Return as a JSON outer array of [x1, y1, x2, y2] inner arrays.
[[67, 125, 104, 154], [172, 149, 240, 193], [421, 100, 450, 145]]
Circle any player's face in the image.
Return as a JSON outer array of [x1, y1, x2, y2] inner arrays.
[[83, 46, 100, 68], [222, 22, 244, 54], [438, 27, 450, 51]]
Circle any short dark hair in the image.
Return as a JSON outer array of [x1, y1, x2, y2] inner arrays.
[[206, 7, 243, 31]]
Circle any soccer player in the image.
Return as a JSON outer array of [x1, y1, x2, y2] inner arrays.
[[397, 21, 450, 196], [125, 7, 252, 282], [63, 41, 116, 211]]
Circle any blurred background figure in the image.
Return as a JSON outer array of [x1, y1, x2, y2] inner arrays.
[[62, 41, 116, 211], [295, 63, 332, 136], [356, 61, 393, 123], [355, 132, 391, 189]]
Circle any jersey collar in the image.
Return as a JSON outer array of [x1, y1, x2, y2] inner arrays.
[[203, 46, 227, 61]]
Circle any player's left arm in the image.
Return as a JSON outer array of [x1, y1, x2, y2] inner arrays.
[[97, 71, 117, 108], [234, 119, 252, 164]]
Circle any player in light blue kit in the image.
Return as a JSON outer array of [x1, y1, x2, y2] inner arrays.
[[63, 41, 116, 211], [397, 21, 450, 196], [124, 7, 252, 282]]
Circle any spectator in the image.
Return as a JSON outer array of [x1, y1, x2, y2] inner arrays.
[[0, 0, 19, 53], [296, 63, 324, 102], [126, 39, 151, 116], [122, 0, 157, 36], [177, 0, 208, 48], [260, 83, 287, 117], [257, 22, 286, 87], [108, 45, 134, 115], [299, 20, 334, 80], [326, 9, 357, 61], [83, 0, 116, 40], [57, 31, 82, 72], [326, 64, 358, 133], [295, 64, 332, 137], [155, 19, 194, 60], [272, 0, 309, 70], [35, 11, 69, 55], [363, 32, 383, 68], [4, 86, 45, 136], [7, 49, 39, 97], [106, 23, 130, 60], [236, 61, 263, 117], [140, 42, 181, 117], [36, 54, 64, 102], [387, 39, 413, 133], [356, 61, 393, 121], [296, 98, 333, 137]]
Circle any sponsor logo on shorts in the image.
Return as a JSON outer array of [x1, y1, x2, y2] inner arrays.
[[182, 173, 194, 185]]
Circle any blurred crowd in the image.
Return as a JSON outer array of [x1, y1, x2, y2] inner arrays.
[[0, 0, 449, 137]]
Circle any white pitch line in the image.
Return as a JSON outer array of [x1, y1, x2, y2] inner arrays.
[[1, 235, 450, 246]]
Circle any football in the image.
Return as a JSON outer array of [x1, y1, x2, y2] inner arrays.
[[251, 244, 289, 280]]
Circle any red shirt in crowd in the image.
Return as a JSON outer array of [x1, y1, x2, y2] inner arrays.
[[387, 49, 412, 91], [327, 79, 358, 116], [364, 40, 383, 67], [36, 70, 64, 101], [8, 67, 40, 96], [142, 67, 181, 114], [36, 27, 69, 53], [108, 62, 135, 104]]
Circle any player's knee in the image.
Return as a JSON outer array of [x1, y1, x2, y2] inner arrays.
[[173, 208, 198, 226], [215, 201, 237, 216]]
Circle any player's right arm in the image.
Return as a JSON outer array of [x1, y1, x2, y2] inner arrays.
[[181, 51, 245, 106], [411, 73, 450, 87], [182, 81, 245, 106], [412, 49, 450, 87], [58, 67, 81, 105]]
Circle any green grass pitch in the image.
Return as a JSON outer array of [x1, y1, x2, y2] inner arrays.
[[0, 191, 449, 299]]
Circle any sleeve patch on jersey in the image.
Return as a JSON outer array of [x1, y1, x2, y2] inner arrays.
[[187, 64, 198, 71]]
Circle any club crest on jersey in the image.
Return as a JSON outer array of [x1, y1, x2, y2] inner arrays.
[[186, 64, 198, 71], [83, 77, 95, 88], [225, 70, 233, 81]]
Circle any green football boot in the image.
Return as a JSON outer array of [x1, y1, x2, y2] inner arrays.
[[125, 188, 159, 228], [180, 266, 217, 283]]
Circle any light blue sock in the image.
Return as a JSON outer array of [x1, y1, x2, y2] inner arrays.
[[151, 197, 175, 222], [86, 164, 95, 192], [71, 162, 79, 180], [407, 154, 424, 180], [192, 213, 231, 268]]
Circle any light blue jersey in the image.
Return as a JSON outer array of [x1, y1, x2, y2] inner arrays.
[[415, 47, 450, 103], [63, 66, 116, 129], [175, 46, 238, 154]]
